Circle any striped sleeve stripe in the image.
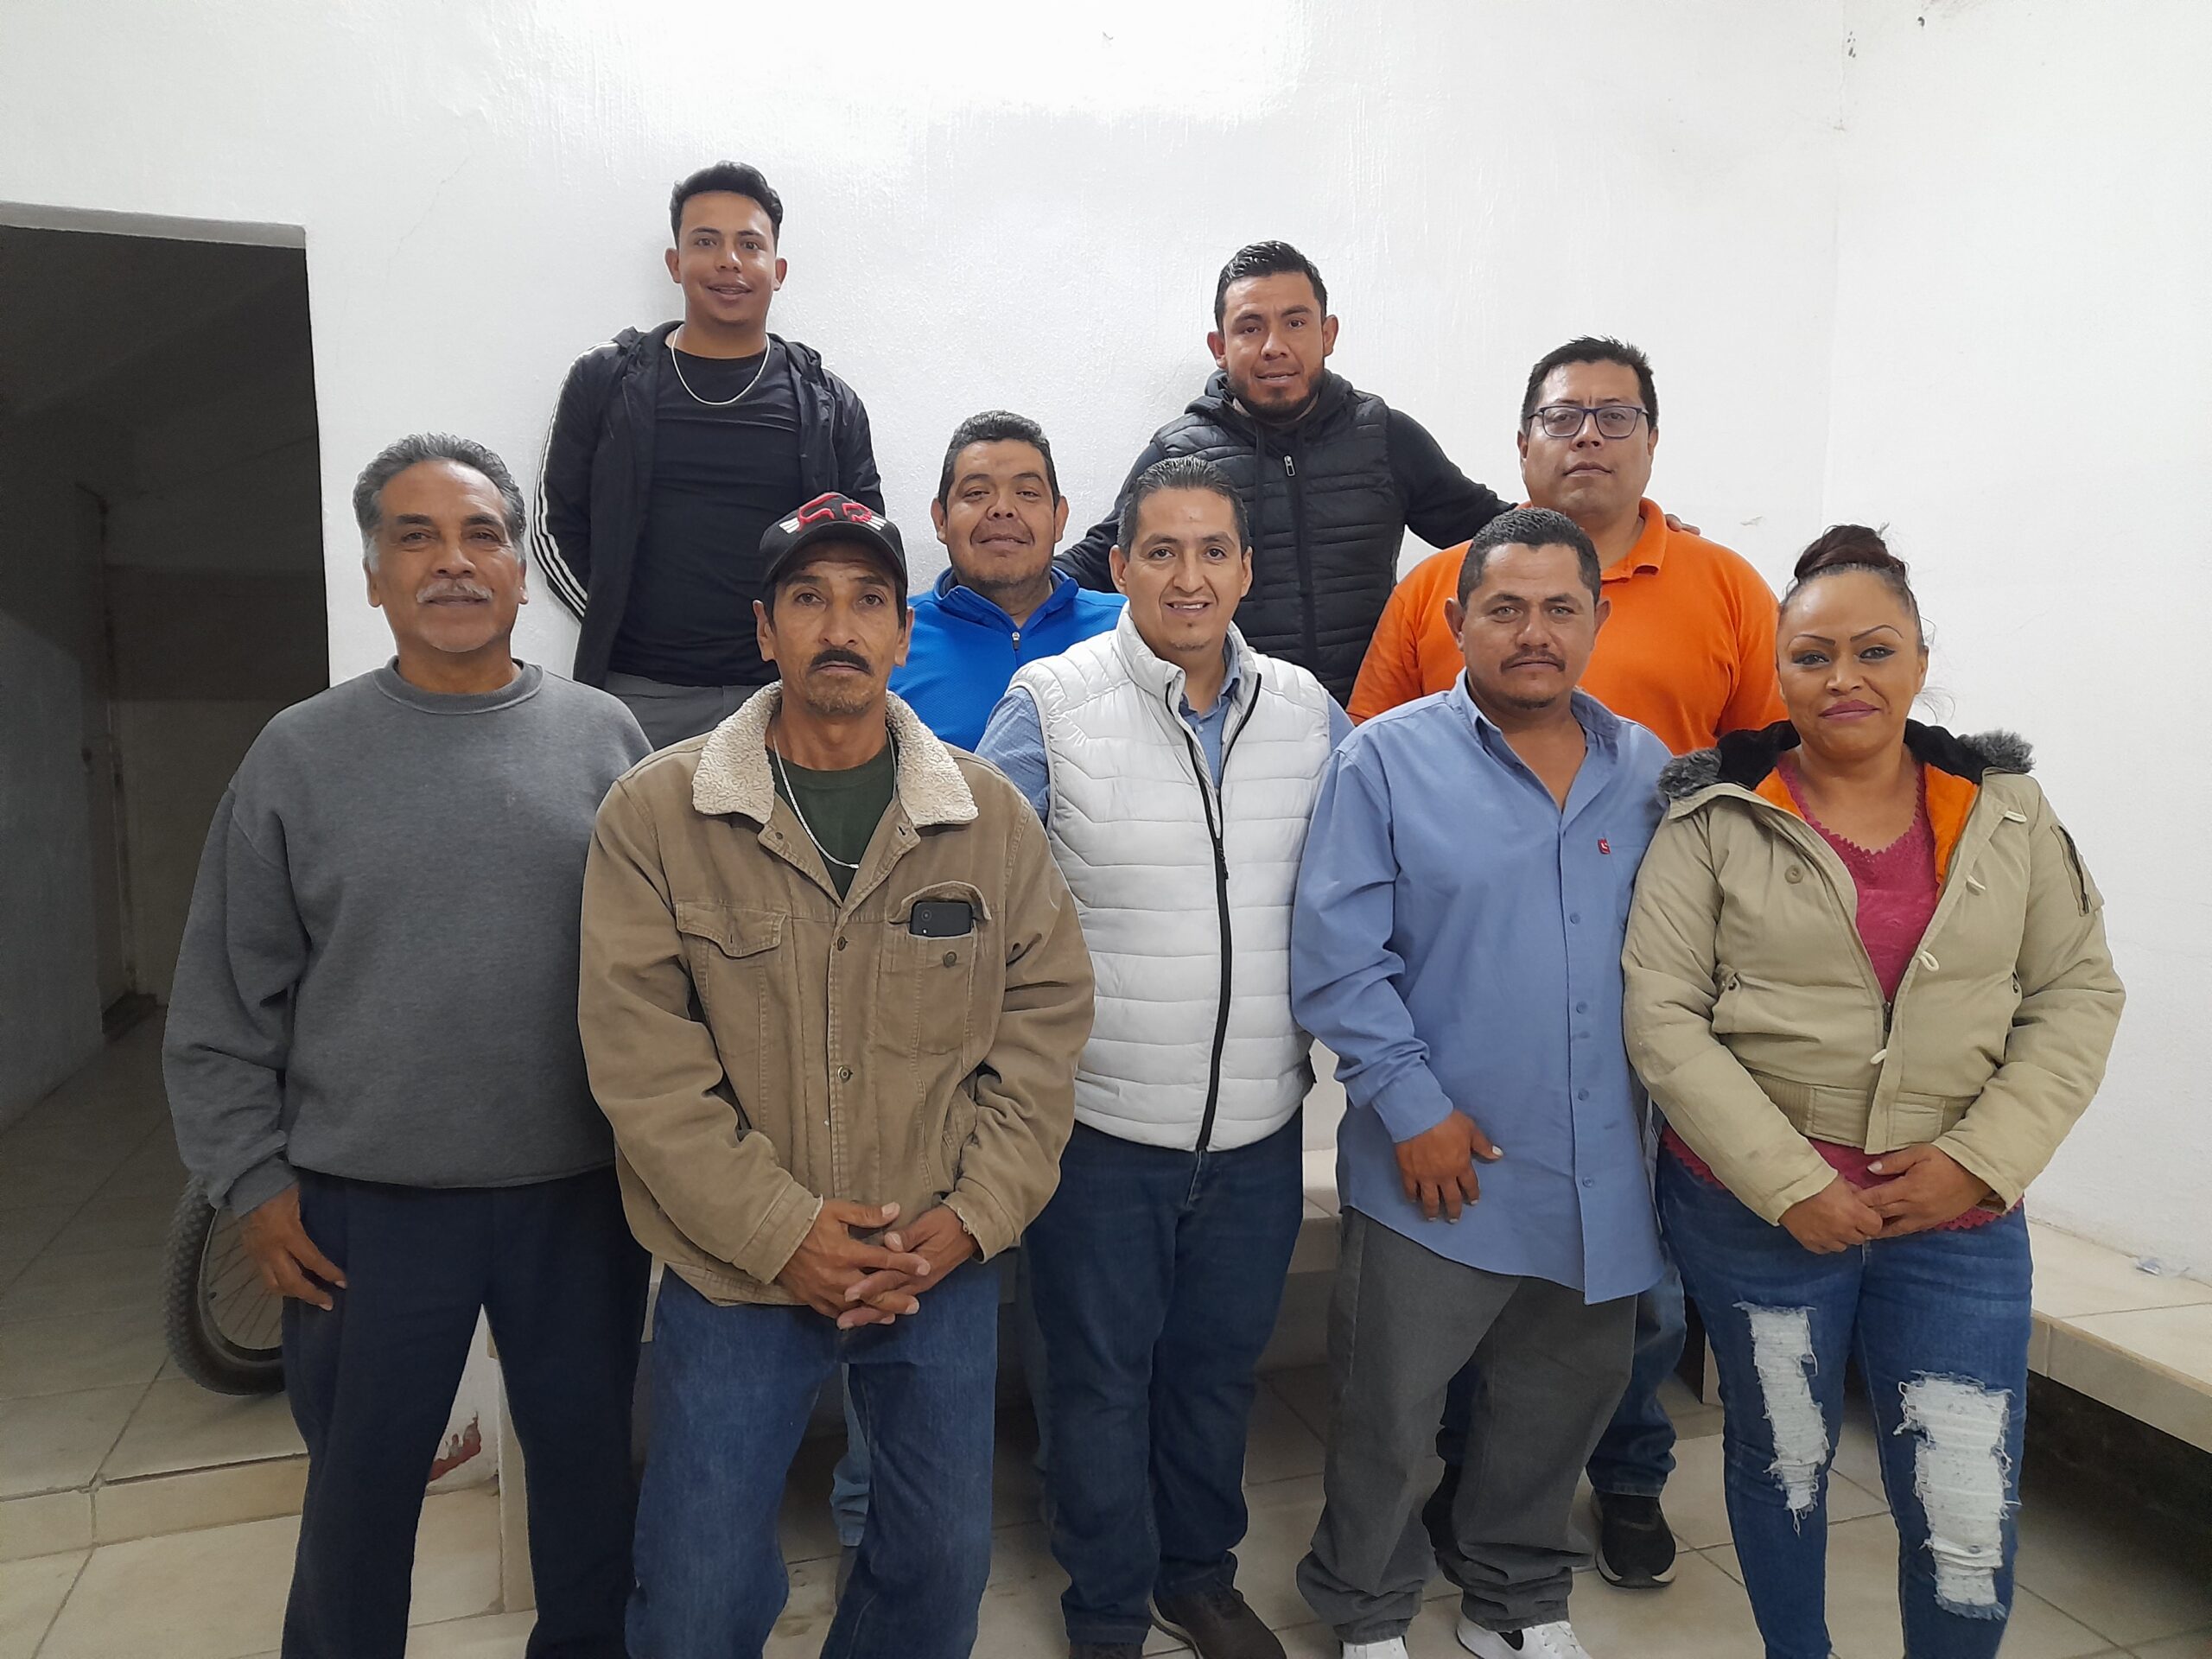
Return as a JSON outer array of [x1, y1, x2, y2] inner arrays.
[[531, 344, 602, 618]]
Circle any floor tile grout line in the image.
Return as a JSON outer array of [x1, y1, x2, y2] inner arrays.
[[26, 1543, 95, 1659], [87, 1371, 171, 1490], [0, 1128, 148, 1263], [1264, 1371, 1333, 1444]]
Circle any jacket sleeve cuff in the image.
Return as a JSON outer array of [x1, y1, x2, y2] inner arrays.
[[943, 1185, 1015, 1262], [733, 1187, 824, 1287], [225, 1153, 297, 1217], [1744, 1161, 1842, 1227], [1930, 1134, 2024, 1211]]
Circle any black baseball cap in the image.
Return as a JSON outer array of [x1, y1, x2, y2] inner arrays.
[[760, 493, 907, 599]]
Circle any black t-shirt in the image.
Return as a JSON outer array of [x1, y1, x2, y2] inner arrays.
[[610, 341, 806, 685]]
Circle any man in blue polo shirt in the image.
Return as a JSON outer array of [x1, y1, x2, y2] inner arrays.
[[832, 411, 1119, 1582], [1289, 507, 1668, 1659], [890, 410, 1123, 749]]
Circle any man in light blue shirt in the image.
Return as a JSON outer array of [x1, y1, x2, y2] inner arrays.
[[1290, 507, 1668, 1659]]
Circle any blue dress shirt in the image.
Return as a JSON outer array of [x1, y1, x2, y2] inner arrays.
[[888, 569, 1124, 750], [1290, 681, 1669, 1303], [977, 645, 1352, 819]]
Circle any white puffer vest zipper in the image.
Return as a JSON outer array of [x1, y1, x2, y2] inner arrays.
[[1012, 612, 1335, 1149]]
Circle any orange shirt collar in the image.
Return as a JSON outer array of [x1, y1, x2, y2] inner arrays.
[[1599, 499, 1669, 584]]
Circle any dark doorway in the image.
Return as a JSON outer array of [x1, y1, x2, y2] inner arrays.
[[0, 223, 326, 1130]]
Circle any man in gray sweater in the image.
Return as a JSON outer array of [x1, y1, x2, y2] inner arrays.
[[163, 434, 652, 1659]]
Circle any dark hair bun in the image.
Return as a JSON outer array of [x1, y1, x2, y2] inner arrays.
[[1794, 524, 1904, 583]]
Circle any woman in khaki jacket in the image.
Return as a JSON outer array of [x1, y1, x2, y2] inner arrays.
[[1623, 527, 2122, 1659]]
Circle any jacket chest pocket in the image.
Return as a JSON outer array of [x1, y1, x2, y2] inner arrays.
[[673, 902, 788, 1055], [880, 883, 991, 1057]]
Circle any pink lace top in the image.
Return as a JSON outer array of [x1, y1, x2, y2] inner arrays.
[[1662, 762, 2006, 1230]]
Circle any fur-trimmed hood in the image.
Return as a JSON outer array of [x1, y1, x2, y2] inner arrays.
[[690, 684, 978, 828], [1658, 720, 2033, 804]]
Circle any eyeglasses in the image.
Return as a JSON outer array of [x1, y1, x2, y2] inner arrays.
[[1529, 403, 1649, 441]]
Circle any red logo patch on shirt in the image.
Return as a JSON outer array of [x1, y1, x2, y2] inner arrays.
[[1599, 837, 1611, 855]]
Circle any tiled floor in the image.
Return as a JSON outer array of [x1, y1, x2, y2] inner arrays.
[[5, 1027, 2209, 1656], [0, 1020, 309, 1578], [7, 1365, 2211, 1657]]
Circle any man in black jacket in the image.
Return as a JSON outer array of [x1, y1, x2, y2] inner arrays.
[[534, 161, 882, 746], [1060, 242, 1509, 701]]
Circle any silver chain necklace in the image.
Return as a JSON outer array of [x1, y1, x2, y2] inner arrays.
[[667, 335, 770, 408], [770, 732, 895, 874]]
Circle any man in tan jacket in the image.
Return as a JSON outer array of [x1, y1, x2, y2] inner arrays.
[[579, 493, 1094, 1659]]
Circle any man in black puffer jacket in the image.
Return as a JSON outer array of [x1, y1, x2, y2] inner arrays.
[[1060, 242, 1510, 702]]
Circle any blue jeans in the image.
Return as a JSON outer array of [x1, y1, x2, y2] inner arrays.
[[1659, 1154, 2031, 1659], [832, 1250, 1052, 1548], [1026, 1118, 1306, 1645], [629, 1264, 1000, 1659], [1438, 1255, 1686, 1497]]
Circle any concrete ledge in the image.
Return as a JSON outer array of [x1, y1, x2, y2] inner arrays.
[[2030, 1223, 2212, 1452]]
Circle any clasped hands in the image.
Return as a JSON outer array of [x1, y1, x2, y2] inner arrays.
[[775, 1198, 976, 1328], [1778, 1143, 1993, 1254]]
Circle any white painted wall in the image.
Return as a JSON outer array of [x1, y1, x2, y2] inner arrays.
[[1826, 0, 2212, 1275], [0, 0, 1847, 658], [2, 0, 2200, 1270]]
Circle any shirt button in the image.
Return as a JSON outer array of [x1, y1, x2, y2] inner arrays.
[[1575, 1001, 1588, 1014], [837, 1065, 853, 1083], [1582, 1177, 1597, 1190], [943, 950, 957, 968], [836, 936, 848, 950], [1577, 1089, 1590, 1101], [1568, 912, 1581, 925], [1786, 867, 1805, 884]]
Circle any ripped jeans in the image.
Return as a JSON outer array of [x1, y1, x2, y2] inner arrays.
[[1659, 1153, 2030, 1659]]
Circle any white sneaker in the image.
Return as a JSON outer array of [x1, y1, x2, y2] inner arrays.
[[1342, 1642, 1409, 1659], [1455, 1618, 1594, 1658]]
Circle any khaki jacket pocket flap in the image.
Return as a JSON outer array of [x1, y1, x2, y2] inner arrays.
[[673, 902, 785, 959]]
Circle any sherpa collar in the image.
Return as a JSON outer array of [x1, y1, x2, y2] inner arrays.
[[690, 684, 978, 829], [1657, 720, 2033, 803]]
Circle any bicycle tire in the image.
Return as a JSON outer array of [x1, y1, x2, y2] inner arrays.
[[162, 1185, 285, 1395]]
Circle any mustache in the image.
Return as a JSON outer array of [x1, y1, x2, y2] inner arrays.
[[416, 581, 493, 603], [1503, 652, 1564, 670], [809, 649, 871, 674]]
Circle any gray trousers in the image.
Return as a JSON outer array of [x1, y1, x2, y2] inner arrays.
[[604, 672, 761, 751], [1297, 1210, 1637, 1642]]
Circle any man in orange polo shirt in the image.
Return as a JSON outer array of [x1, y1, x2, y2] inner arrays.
[[1350, 336, 1781, 754], [1352, 337, 1784, 1594]]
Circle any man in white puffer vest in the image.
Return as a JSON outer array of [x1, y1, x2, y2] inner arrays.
[[978, 456, 1350, 1659]]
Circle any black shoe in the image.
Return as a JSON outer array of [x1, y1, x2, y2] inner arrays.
[[1591, 1490, 1676, 1587], [1423, 1459, 1465, 1557], [1152, 1585, 1287, 1658], [1069, 1646, 1145, 1659]]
